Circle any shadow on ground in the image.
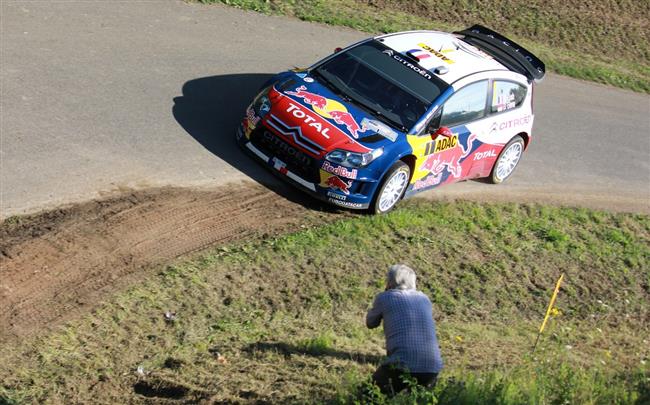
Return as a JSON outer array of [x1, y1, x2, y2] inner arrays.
[[245, 341, 383, 365], [172, 73, 335, 212]]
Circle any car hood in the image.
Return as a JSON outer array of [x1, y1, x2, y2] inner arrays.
[[263, 74, 401, 157]]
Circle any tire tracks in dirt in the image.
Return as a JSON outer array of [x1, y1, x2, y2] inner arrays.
[[0, 183, 339, 342]]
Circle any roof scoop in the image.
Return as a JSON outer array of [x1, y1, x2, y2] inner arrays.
[[434, 66, 449, 74]]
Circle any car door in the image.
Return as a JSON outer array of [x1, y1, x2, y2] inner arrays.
[[408, 80, 490, 192], [469, 79, 531, 177]]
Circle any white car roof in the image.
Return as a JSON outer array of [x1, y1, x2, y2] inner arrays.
[[377, 30, 509, 85]]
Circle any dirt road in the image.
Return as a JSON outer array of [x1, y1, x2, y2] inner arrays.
[[0, 183, 349, 341]]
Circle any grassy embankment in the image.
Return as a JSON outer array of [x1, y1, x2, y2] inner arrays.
[[1, 201, 648, 403], [204, 0, 650, 93]]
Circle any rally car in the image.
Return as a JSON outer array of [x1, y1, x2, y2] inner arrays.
[[236, 25, 545, 213]]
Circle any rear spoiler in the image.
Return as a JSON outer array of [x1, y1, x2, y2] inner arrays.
[[454, 25, 545, 83]]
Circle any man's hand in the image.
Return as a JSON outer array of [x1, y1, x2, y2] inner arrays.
[[366, 295, 383, 329]]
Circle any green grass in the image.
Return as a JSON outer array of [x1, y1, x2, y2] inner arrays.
[[202, 0, 650, 93], [1, 200, 648, 403], [347, 364, 648, 404]]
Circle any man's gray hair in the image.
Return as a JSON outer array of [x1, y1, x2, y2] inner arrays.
[[386, 264, 416, 290]]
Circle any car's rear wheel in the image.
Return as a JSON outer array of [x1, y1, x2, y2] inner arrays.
[[371, 161, 410, 214], [490, 135, 524, 184]]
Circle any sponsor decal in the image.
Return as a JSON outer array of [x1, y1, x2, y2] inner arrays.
[[271, 157, 289, 175], [420, 133, 477, 179], [417, 43, 455, 64], [303, 77, 314, 83], [424, 134, 459, 155], [269, 87, 371, 155], [321, 161, 358, 180], [242, 106, 260, 138], [361, 118, 398, 142], [493, 83, 517, 112], [262, 130, 312, 167], [246, 106, 260, 126], [330, 110, 365, 139], [286, 102, 331, 138], [328, 198, 363, 209], [382, 49, 433, 80], [242, 120, 253, 138], [327, 191, 346, 201], [413, 173, 443, 190], [473, 149, 497, 161], [286, 85, 328, 109], [322, 175, 352, 195], [495, 115, 532, 130], [286, 86, 366, 139]]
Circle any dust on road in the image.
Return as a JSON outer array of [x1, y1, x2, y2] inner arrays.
[[0, 183, 344, 342]]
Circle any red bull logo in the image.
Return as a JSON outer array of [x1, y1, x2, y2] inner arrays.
[[286, 86, 366, 139], [325, 175, 352, 195], [420, 133, 477, 179], [321, 161, 358, 180], [413, 173, 443, 190], [329, 110, 365, 139], [286, 85, 328, 109]]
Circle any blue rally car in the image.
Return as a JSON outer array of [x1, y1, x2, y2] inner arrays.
[[236, 25, 545, 213]]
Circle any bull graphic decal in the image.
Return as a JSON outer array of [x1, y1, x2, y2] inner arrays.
[[286, 85, 328, 109], [325, 175, 352, 195], [420, 133, 477, 180], [329, 110, 365, 139], [286, 86, 367, 139]]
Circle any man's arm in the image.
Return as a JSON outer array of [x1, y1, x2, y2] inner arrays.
[[366, 294, 383, 329]]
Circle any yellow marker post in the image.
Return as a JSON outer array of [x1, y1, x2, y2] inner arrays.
[[533, 273, 564, 352]]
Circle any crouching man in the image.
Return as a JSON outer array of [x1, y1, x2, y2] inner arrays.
[[366, 264, 443, 395]]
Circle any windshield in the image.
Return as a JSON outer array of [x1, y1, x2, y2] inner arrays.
[[312, 40, 448, 131]]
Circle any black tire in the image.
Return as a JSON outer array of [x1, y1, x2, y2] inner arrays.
[[370, 161, 410, 214], [490, 135, 525, 184]]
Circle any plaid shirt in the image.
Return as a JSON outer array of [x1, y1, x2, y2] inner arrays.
[[366, 289, 443, 373]]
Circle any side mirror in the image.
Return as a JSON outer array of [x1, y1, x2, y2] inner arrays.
[[334, 47, 343, 53], [431, 126, 452, 140], [426, 109, 442, 135]]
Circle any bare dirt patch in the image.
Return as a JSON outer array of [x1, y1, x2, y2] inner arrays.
[[0, 182, 341, 342]]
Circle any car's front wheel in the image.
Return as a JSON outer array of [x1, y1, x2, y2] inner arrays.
[[490, 135, 524, 184], [371, 161, 410, 214]]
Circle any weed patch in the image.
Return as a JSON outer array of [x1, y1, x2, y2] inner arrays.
[[1, 200, 647, 402]]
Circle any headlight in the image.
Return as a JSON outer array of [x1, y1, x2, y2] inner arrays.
[[326, 147, 383, 168], [252, 91, 271, 118]]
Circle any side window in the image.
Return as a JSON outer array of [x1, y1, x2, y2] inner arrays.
[[491, 81, 527, 113], [439, 80, 489, 128]]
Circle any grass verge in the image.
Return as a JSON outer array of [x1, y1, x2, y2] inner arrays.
[[203, 0, 650, 93], [1, 200, 648, 403]]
